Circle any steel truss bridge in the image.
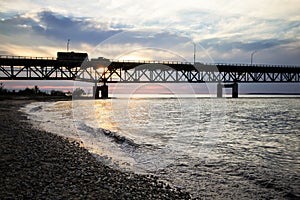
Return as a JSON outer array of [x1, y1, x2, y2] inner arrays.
[[1, 54, 300, 98]]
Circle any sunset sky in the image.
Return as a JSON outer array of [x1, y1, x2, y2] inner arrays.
[[0, 0, 299, 93]]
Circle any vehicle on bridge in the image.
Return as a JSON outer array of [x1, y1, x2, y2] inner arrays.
[[56, 52, 88, 61]]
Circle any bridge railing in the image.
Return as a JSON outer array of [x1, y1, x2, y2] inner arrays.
[[110, 59, 193, 65], [0, 55, 56, 60], [215, 63, 300, 68], [1, 54, 299, 68], [108, 59, 300, 68]]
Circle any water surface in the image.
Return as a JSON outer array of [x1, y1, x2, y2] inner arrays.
[[24, 97, 300, 199]]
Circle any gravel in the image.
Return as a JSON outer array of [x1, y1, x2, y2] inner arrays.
[[0, 100, 191, 199]]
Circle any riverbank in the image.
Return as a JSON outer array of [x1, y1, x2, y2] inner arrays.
[[0, 100, 191, 199]]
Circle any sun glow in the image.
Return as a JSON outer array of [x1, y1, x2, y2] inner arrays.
[[118, 55, 144, 61], [96, 67, 107, 74]]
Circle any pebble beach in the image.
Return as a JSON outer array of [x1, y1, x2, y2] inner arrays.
[[0, 100, 191, 199]]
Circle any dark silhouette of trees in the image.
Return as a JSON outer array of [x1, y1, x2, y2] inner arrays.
[[34, 85, 40, 94], [50, 90, 65, 96], [0, 83, 70, 98], [0, 82, 6, 94], [18, 86, 45, 96], [72, 88, 86, 97]]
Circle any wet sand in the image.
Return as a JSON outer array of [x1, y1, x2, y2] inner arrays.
[[0, 100, 191, 199]]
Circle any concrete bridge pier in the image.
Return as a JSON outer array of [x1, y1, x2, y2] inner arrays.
[[217, 82, 239, 98], [232, 82, 238, 98], [93, 84, 108, 99], [217, 83, 224, 98]]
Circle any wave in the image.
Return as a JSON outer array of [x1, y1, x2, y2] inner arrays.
[[77, 122, 139, 149], [29, 105, 43, 113]]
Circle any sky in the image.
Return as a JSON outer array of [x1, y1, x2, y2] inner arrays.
[[0, 0, 300, 93]]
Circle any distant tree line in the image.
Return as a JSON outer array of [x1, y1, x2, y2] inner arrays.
[[0, 82, 86, 97], [0, 82, 65, 96]]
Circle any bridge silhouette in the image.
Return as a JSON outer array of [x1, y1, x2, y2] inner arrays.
[[0, 52, 299, 98]]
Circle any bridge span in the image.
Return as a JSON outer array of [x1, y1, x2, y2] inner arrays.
[[0, 52, 299, 98]]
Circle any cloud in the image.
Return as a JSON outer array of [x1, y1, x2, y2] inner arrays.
[[89, 29, 202, 62], [0, 10, 125, 56], [0, 11, 122, 44], [0, 0, 299, 65], [37, 11, 122, 44], [201, 38, 295, 52]]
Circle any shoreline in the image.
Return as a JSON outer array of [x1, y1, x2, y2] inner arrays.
[[0, 99, 191, 199]]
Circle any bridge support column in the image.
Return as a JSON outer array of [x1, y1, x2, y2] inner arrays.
[[217, 82, 239, 98], [93, 85, 108, 99], [101, 85, 108, 99], [93, 86, 100, 99], [232, 82, 238, 98], [217, 83, 223, 98]]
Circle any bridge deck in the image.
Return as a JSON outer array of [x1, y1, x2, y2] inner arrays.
[[0, 55, 300, 83]]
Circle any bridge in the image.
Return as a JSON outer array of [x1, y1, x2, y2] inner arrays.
[[0, 52, 300, 98]]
